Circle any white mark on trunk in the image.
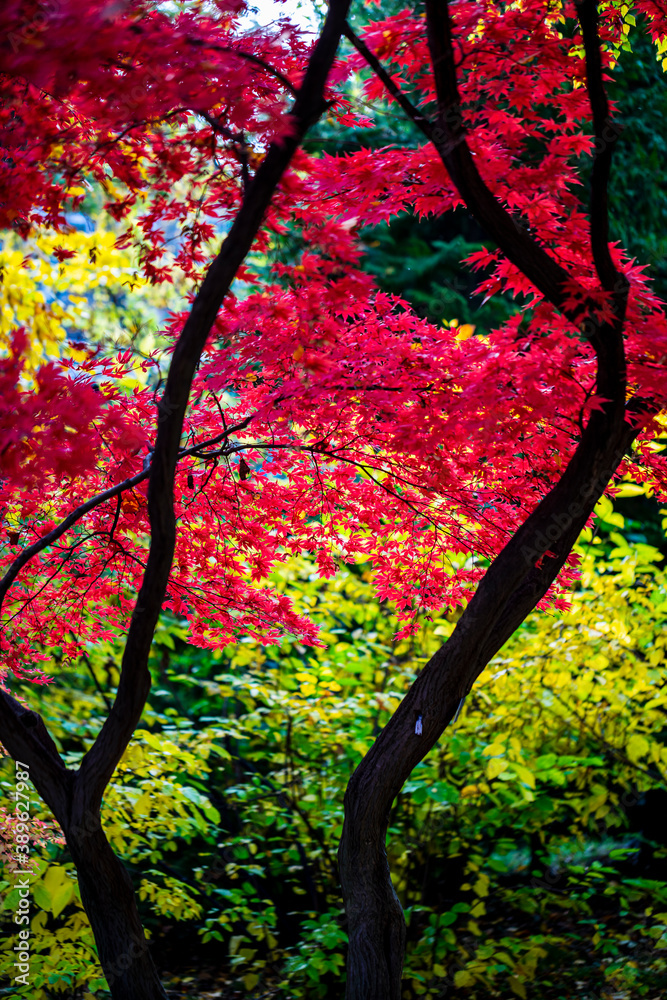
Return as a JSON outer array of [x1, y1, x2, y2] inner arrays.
[[452, 696, 466, 725], [415, 714, 423, 735]]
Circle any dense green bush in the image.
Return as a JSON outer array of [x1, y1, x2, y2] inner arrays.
[[3, 496, 667, 998]]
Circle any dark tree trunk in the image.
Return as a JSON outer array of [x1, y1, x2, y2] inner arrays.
[[339, 631, 467, 1000], [338, 809, 405, 1000], [339, 2, 640, 996], [66, 814, 167, 1000], [339, 415, 638, 999]]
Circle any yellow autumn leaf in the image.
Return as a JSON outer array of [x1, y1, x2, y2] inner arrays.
[[512, 763, 536, 789], [455, 323, 476, 341], [509, 975, 527, 999], [473, 873, 490, 897], [614, 482, 647, 498], [487, 758, 508, 780], [626, 733, 650, 763]]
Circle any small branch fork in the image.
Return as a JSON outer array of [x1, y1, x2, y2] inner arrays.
[[344, 12, 626, 351], [195, 110, 251, 192], [0, 416, 255, 616]]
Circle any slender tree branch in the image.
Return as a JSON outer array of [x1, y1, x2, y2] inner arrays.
[[0, 469, 148, 615], [195, 109, 243, 144], [574, 0, 627, 294], [195, 111, 251, 192], [0, 417, 256, 617], [215, 46, 297, 96], [424, 0, 630, 412], [351, 5, 581, 322], [116, 46, 296, 96], [343, 22, 436, 139], [80, 648, 113, 713], [572, 0, 629, 404], [76, 0, 354, 813]]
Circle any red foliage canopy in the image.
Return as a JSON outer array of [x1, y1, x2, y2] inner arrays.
[[2, 0, 667, 680]]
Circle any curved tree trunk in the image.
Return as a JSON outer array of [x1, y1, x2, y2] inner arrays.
[[339, 406, 640, 1000], [66, 813, 167, 1000], [338, 814, 405, 1000], [339, 3, 643, 997]]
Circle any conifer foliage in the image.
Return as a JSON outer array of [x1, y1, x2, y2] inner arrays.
[[1, 1, 667, 997]]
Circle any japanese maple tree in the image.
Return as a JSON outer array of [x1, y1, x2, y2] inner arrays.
[[2, 1, 667, 998]]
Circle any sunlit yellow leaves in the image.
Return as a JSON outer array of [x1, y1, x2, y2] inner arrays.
[[512, 763, 536, 789], [0, 227, 146, 370], [576, 675, 595, 699], [139, 874, 202, 921], [486, 757, 508, 780], [614, 482, 648, 498], [33, 865, 75, 919], [595, 493, 625, 529], [134, 792, 154, 816], [454, 323, 476, 342], [655, 33, 667, 72], [295, 670, 317, 697], [626, 733, 650, 764]]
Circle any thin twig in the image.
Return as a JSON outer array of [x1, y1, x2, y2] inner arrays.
[[80, 647, 113, 712]]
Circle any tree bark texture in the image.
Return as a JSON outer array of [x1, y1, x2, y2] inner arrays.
[[66, 816, 167, 1000], [340, 409, 641, 1000], [339, 2, 644, 997]]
